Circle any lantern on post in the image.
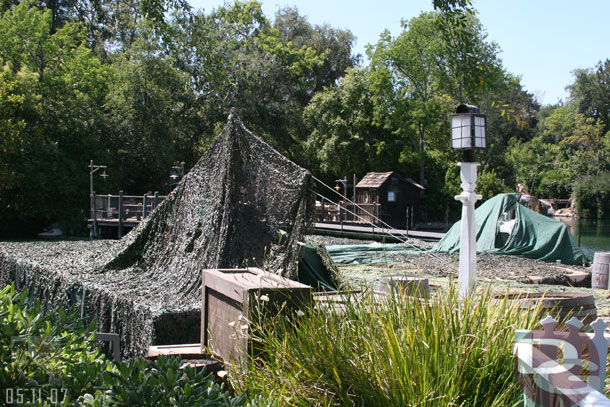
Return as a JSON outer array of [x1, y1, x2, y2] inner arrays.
[[451, 104, 487, 297]]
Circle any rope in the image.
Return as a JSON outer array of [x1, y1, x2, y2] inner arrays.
[[311, 190, 409, 244], [310, 175, 456, 268]]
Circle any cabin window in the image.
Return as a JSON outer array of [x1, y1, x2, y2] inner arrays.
[[363, 191, 369, 203], [388, 191, 396, 202]]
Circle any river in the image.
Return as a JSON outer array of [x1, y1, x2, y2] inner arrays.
[[557, 217, 610, 259]]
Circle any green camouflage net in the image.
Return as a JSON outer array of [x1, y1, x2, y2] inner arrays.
[[0, 110, 314, 357]]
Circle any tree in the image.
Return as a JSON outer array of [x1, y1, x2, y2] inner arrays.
[[165, 2, 356, 161], [568, 59, 610, 135], [103, 25, 200, 193], [368, 13, 449, 190], [367, 11, 502, 193], [0, 1, 112, 235], [303, 68, 402, 177]]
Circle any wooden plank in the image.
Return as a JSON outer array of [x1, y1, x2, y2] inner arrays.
[[314, 222, 444, 240]]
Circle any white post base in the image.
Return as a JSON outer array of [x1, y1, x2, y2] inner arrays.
[[454, 162, 482, 298]]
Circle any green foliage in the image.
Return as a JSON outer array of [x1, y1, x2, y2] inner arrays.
[[1, 0, 607, 233], [103, 27, 200, 193], [303, 68, 402, 176], [573, 172, 610, 219], [568, 59, 610, 135], [0, 283, 254, 407], [0, 2, 113, 236], [233, 285, 542, 406], [0, 283, 105, 404], [83, 357, 247, 407], [507, 99, 610, 201]]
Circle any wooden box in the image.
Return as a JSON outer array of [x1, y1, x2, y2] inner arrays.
[[201, 267, 311, 365]]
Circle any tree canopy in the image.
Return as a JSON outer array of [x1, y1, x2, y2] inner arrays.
[[0, 0, 609, 236]]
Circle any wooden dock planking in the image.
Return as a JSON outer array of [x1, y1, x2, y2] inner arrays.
[[313, 222, 444, 242]]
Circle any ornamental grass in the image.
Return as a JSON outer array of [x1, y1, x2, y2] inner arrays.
[[233, 284, 543, 407]]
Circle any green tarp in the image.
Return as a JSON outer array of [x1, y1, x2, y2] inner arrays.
[[325, 243, 416, 265], [297, 243, 338, 290], [430, 193, 588, 265]]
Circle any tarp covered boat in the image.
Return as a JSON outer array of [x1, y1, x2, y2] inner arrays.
[[431, 193, 588, 266]]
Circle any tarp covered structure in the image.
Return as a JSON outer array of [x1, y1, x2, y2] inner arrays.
[[431, 193, 587, 265]]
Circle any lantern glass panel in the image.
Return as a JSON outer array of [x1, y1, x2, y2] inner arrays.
[[474, 116, 486, 148], [451, 115, 473, 149]]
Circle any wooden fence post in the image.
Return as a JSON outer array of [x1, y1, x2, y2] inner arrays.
[[154, 191, 159, 210], [118, 190, 123, 239], [321, 197, 325, 222], [142, 194, 148, 219]]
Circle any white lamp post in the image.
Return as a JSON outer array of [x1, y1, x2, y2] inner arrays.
[[450, 104, 487, 297]]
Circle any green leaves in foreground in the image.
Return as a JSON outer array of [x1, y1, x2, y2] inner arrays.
[[80, 357, 248, 407], [0, 283, 252, 407], [235, 285, 542, 407]]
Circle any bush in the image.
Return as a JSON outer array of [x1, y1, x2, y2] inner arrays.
[[573, 172, 610, 218], [0, 284, 254, 407], [233, 285, 542, 407], [0, 284, 105, 405]]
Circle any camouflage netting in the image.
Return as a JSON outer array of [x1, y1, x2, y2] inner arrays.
[[0, 109, 314, 357]]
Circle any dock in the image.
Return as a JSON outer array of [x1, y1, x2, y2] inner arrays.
[[90, 191, 445, 242], [313, 222, 444, 242], [89, 192, 167, 238]]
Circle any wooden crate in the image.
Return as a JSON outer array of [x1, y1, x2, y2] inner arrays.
[[201, 267, 311, 365]]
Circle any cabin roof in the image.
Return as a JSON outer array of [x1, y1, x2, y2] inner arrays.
[[356, 171, 424, 190], [356, 172, 393, 188]]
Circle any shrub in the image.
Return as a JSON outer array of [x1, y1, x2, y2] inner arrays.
[[0, 284, 254, 407], [573, 172, 610, 218], [0, 284, 105, 405], [234, 285, 542, 407]]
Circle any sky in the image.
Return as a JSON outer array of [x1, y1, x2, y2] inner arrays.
[[188, 0, 610, 105]]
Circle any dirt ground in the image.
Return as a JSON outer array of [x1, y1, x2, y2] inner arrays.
[[306, 235, 610, 316]]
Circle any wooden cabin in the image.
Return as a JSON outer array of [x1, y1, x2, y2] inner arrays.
[[355, 172, 424, 229]]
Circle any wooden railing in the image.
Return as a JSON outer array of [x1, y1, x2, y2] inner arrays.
[[90, 192, 167, 238], [515, 316, 610, 406], [315, 199, 380, 225]]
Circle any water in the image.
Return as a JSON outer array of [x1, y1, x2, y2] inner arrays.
[[556, 217, 610, 259]]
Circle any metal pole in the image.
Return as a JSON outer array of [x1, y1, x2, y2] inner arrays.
[[321, 197, 325, 222], [578, 214, 582, 247], [92, 191, 97, 238], [90, 160, 96, 238], [353, 174, 356, 221], [154, 191, 159, 209], [118, 190, 123, 239], [143, 194, 148, 219]]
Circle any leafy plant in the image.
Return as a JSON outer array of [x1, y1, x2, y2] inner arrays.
[[0, 283, 105, 405], [79, 356, 247, 407], [0, 284, 259, 407]]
